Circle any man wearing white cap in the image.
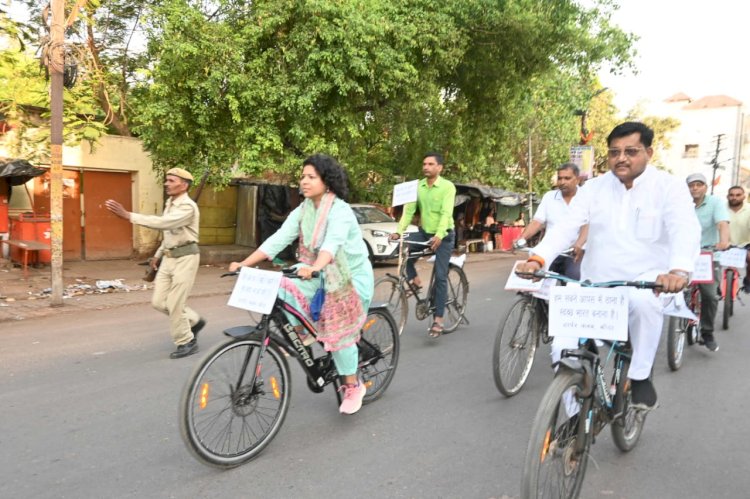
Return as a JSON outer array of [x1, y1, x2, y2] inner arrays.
[[687, 172, 730, 352], [105, 168, 205, 359]]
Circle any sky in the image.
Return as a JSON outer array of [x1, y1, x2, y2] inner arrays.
[[597, 0, 750, 114]]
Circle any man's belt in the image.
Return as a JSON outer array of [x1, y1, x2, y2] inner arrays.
[[163, 242, 199, 258]]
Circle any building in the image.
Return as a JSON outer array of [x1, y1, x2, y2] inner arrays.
[[651, 93, 748, 195]]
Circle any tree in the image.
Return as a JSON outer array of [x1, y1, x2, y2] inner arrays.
[[0, 15, 107, 163], [134, 0, 636, 202]]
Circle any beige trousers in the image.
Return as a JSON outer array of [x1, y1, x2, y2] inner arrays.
[[152, 253, 201, 345]]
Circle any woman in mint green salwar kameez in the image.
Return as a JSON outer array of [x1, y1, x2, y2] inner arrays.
[[229, 154, 374, 415]]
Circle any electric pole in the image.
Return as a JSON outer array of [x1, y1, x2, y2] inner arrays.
[[709, 133, 725, 195], [48, 0, 65, 306]]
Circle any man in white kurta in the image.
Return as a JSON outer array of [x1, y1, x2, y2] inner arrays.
[[519, 122, 700, 410]]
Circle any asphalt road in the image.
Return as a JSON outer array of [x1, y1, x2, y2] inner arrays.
[[2, 258, 749, 498]]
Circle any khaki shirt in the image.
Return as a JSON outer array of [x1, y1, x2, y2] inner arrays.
[[130, 193, 200, 259], [729, 202, 750, 246]]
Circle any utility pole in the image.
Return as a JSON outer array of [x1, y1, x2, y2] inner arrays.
[[709, 133, 725, 195], [48, 0, 65, 306]]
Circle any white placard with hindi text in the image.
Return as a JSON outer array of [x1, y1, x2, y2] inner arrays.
[[227, 267, 283, 314], [717, 247, 747, 269], [531, 277, 558, 300], [548, 287, 629, 342], [504, 260, 544, 292], [691, 252, 714, 283], [662, 292, 698, 320], [391, 180, 419, 207]]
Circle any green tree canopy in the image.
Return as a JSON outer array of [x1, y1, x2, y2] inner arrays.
[[135, 0, 635, 201]]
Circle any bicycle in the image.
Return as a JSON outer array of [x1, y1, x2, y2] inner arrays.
[[179, 269, 400, 468], [665, 280, 702, 372], [372, 234, 469, 335], [492, 248, 575, 397], [519, 270, 661, 499], [719, 245, 747, 330]]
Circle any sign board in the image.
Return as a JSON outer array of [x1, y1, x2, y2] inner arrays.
[[717, 247, 747, 269], [392, 180, 419, 207], [569, 145, 595, 179], [691, 252, 714, 283], [662, 292, 698, 320], [548, 286, 629, 342], [504, 260, 544, 292], [228, 267, 283, 314]]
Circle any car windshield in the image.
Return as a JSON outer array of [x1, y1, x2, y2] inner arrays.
[[352, 206, 395, 224]]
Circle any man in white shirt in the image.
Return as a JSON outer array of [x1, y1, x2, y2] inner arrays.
[[517, 163, 583, 279], [517, 122, 700, 410]]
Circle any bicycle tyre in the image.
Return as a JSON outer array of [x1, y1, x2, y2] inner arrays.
[[359, 308, 400, 404], [686, 287, 701, 346], [492, 295, 538, 396], [179, 337, 291, 468], [722, 269, 734, 329], [441, 265, 469, 333], [521, 370, 591, 499], [666, 315, 686, 372], [611, 359, 647, 452], [373, 275, 408, 335]]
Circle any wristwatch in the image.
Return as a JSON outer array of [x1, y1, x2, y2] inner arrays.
[[669, 270, 691, 280]]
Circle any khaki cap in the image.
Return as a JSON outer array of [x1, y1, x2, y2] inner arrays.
[[166, 167, 193, 181]]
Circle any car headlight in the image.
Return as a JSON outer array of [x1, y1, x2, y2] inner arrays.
[[371, 230, 389, 238]]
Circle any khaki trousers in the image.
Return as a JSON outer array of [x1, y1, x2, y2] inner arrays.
[[152, 253, 201, 345]]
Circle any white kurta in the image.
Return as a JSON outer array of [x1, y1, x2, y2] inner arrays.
[[534, 166, 701, 379]]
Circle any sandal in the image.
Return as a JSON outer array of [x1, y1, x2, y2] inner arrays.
[[428, 321, 444, 338]]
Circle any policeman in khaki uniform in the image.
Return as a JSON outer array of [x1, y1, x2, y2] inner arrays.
[[105, 168, 205, 359]]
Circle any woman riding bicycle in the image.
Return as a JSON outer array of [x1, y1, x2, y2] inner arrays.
[[229, 154, 374, 415]]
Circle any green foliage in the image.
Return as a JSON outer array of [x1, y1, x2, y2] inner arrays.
[[0, 47, 107, 163], [126, 0, 636, 202]]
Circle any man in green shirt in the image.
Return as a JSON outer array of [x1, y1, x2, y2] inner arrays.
[[687, 172, 729, 352], [390, 152, 456, 337]]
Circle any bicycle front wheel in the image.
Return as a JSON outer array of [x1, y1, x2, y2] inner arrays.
[[179, 337, 291, 468], [666, 315, 686, 372], [373, 275, 408, 335], [492, 295, 538, 397], [359, 308, 400, 404], [521, 371, 591, 499], [723, 269, 734, 329], [442, 265, 469, 333], [611, 359, 647, 452]]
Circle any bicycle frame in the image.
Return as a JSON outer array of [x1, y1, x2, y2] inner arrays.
[[224, 300, 339, 391], [558, 339, 633, 447]]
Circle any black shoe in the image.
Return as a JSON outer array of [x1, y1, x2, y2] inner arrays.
[[702, 334, 719, 352], [170, 339, 198, 359], [630, 378, 658, 411], [191, 318, 206, 340]]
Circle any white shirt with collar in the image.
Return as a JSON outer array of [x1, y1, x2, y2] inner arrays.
[[532, 166, 700, 282], [533, 189, 574, 233]]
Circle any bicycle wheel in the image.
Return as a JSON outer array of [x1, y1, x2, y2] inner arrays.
[[359, 308, 400, 404], [521, 371, 591, 499], [373, 275, 408, 335], [492, 295, 538, 396], [666, 315, 686, 372], [179, 337, 291, 468], [722, 269, 734, 329], [611, 358, 647, 452], [441, 265, 469, 333], [686, 287, 702, 346]]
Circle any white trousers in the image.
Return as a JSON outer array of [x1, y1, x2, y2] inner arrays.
[[550, 274, 664, 381]]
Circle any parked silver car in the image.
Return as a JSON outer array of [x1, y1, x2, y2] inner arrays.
[[350, 204, 418, 261]]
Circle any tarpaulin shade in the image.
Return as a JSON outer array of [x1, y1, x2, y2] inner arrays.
[[0, 158, 47, 186]]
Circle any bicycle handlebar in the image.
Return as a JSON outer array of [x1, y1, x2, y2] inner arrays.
[[516, 270, 662, 290], [221, 268, 320, 278]]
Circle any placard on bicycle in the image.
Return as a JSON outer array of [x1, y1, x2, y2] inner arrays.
[[227, 267, 283, 314], [548, 287, 629, 342]]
